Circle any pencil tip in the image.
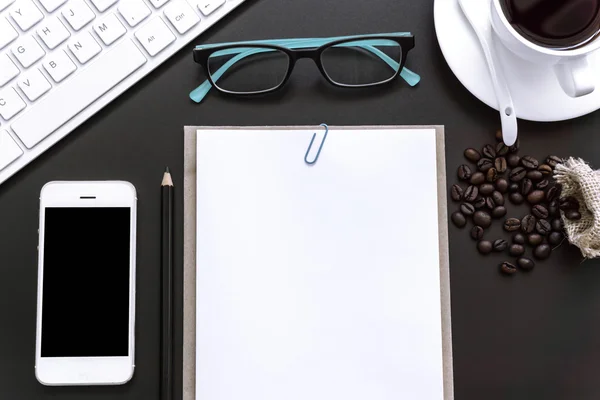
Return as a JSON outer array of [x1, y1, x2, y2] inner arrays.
[[162, 167, 174, 186]]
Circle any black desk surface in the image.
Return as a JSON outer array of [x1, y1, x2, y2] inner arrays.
[[2, 0, 600, 399]]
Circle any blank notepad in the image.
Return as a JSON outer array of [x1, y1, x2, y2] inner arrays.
[[195, 127, 447, 400]]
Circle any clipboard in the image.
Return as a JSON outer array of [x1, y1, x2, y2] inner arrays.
[[182, 125, 453, 400]]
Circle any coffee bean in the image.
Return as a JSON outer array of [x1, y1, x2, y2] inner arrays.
[[547, 185, 562, 202], [473, 211, 492, 228], [495, 178, 509, 193], [509, 244, 525, 257], [477, 240, 493, 254], [482, 144, 496, 159], [549, 199, 560, 216], [521, 215, 536, 233], [495, 142, 509, 157], [538, 164, 553, 176], [470, 172, 485, 185], [451, 211, 466, 228], [494, 157, 507, 173], [527, 190, 545, 204], [559, 196, 580, 211], [521, 155, 539, 169], [451, 185, 463, 202], [528, 233, 543, 246], [500, 261, 517, 275], [526, 170, 543, 181], [551, 218, 563, 232], [546, 155, 562, 168], [471, 226, 484, 240], [495, 129, 503, 142], [565, 209, 582, 221], [474, 197, 486, 209], [464, 185, 479, 202], [532, 205, 549, 219], [493, 239, 508, 252], [509, 138, 520, 153], [509, 167, 526, 182], [464, 148, 481, 163], [479, 183, 495, 196], [508, 183, 519, 193], [536, 179, 549, 190], [486, 168, 498, 182], [492, 191, 504, 206], [492, 206, 507, 218], [548, 231, 563, 245], [536, 219, 551, 236], [533, 244, 551, 260], [509, 192, 525, 205], [507, 153, 520, 168], [517, 257, 535, 271], [513, 233, 526, 244], [457, 164, 472, 181], [485, 197, 496, 210], [520, 178, 533, 196], [504, 218, 521, 232], [460, 203, 475, 216], [477, 158, 494, 172]]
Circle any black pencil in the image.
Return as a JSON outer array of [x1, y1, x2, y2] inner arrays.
[[161, 167, 174, 400]]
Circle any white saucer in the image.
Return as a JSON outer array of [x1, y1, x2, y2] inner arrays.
[[434, 0, 600, 122]]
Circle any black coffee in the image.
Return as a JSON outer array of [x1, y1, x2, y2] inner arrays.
[[500, 0, 600, 49]]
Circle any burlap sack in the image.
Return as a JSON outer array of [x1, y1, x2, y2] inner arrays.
[[554, 158, 600, 258]]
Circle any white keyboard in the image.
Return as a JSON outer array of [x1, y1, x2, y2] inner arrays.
[[0, 0, 245, 184]]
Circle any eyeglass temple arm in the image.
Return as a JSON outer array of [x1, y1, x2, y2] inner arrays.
[[194, 33, 414, 50], [190, 38, 420, 103]]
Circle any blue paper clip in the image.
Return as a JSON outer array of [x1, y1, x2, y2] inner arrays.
[[304, 124, 329, 165]]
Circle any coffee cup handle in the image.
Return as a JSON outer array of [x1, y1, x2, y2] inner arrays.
[[554, 56, 595, 98]]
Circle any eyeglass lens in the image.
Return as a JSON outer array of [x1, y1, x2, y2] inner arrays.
[[208, 47, 290, 94], [320, 39, 402, 86]]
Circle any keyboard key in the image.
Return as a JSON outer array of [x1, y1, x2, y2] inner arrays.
[[196, 0, 224, 16], [0, 18, 19, 50], [134, 17, 175, 56], [93, 13, 126, 45], [9, 0, 44, 31], [37, 17, 70, 49], [0, 55, 19, 87], [0, 0, 15, 11], [89, 0, 117, 12], [68, 32, 102, 63], [62, 0, 95, 31], [17, 68, 51, 101], [43, 50, 76, 82], [11, 35, 45, 68], [164, 0, 199, 34], [148, 0, 169, 8], [0, 130, 23, 170], [38, 0, 66, 12], [119, 0, 151, 27], [11, 39, 146, 148], [0, 87, 26, 119]]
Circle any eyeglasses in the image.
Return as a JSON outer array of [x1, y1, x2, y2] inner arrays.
[[189, 33, 420, 103]]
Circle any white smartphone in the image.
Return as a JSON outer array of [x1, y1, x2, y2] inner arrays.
[[35, 181, 137, 386]]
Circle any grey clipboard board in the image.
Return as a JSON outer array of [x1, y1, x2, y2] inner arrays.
[[183, 125, 453, 400]]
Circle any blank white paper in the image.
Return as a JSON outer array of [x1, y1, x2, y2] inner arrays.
[[196, 128, 443, 400]]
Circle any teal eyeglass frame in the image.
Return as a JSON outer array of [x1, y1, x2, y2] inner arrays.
[[190, 33, 421, 103]]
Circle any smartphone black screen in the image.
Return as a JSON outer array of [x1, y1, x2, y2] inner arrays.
[[41, 207, 131, 358]]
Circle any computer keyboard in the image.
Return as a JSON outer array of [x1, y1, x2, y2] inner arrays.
[[0, 0, 246, 185]]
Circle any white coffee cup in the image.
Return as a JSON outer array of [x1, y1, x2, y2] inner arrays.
[[490, 0, 600, 98]]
